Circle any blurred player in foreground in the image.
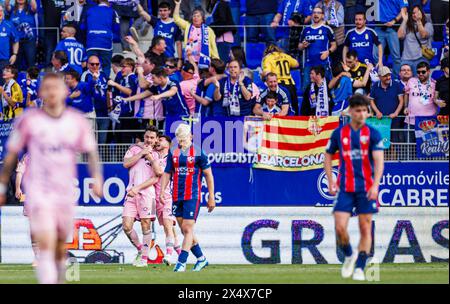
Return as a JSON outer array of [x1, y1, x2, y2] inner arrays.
[[324, 94, 385, 281], [154, 134, 182, 265], [0, 73, 104, 284], [160, 124, 215, 272], [15, 153, 39, 267], [123, 126, 162, 267]]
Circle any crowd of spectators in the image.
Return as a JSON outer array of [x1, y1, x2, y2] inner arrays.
[[0, 0, 448, 147]]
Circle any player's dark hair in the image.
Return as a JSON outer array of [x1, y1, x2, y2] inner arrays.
[[158, 134, 172, 145], [311, 65, 326, 78], [112, 54, 125, 66], [27, 66, 40, 80], [355, 11, 366, 19], [63, 23, 77, 34], [349, 94, 370, 109], [3, 65, 18, 79], [145, 125, 159, 135], [53, 50, 68, 65], [211, 58, 226, 74], [165, 57, 178, 66], [266, 91, 278, 101], [230, 46, 247, 67], [65, 69, 80, 82], [332, 62, 345, 77], [265, 72, 278, 80], [152, 67, 167, 78], [151, 36, 166, 49], [441, 57, 449, 69], [417, 61, 430, 71], [121, 57, 136, 70], [159, 1, 172, 10], [346, 49, 358, 59]]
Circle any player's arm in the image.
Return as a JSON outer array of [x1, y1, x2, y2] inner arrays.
[[146, 153, 163, 177], [125, 36, 146, 64], [108, 80, 132, 96], [0, 152, 19, 206], [123, 90, 153, 103], [279, 104, 289, 116], [87, 149, 103, 198], [352, 63, 374, 89], [324, 153, 337, 196], [152, 86, 177, 100], [127, 177, 159, 197], [15, 170, 23, 200], [368, 150, 384, 200], [123, 148, 148, 169], [159, 172, 171, 198], [203, 168, 215, 213]]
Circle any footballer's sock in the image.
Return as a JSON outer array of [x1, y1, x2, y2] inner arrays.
[[141, 230, 152, 260], [166, 237, 175, 255], [355, 251, 369, 270], [341, 243, 353, 258], [56, 259, 66, 284], [178, 250, 189, 264], [125, 229, 142, 252], [175, 246, 182, 256], [36, 250, 57, 284], [191, 244, 206, 262]]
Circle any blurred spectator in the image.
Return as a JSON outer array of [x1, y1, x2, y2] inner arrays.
[[51, 50, 80, 73], [5, 0, 37, 71], [262, 44, 300, 114], [208, 0, 236, 63], [180, 52, 200, 115], [404, 61, 438, 141], [109, 0, 140, 52], [55, 24, 87, 75], [343, 0, 368, 26], [398, 5, 434, 74], [261, 91, 281, 115], [242, 0, 278, 45], [20, 66, 40, 108], [81, 0, 120, 79], [270, 0, 312, 51], [111, 54, 125, 76], [254, 72, 293, 119], [299, 6, 337, 92], [373, 0, 408, 80], [400, 63, 414, 87], [230, 45, 247, 67], [1, 64, 24, 120], [430, 0, 449, 41], [301, 65, 334, 116], [40, 0, 65, 66], [0, 4, 19, 86], [287, 13, 304, 59], [315, 0, 345, 63], [174, 0, 219, 69], [64, 69, 96, 118], [436, 57, 449, 115], [328, 62, 353, 115], [145, 35, 168, 68], [343, 12, 383, 67], [369, 66, 405, 147], [164, 57, 183, 82], [344, 50, 373, 95], [133, 2, 183, 66], [81, 55, 110, 144], [213, 59, 254, 116]]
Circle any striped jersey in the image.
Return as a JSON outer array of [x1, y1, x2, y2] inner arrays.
[[326, 124, 384, 193], [164, 145, 210, 202]]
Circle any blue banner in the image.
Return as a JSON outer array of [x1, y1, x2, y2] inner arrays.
[[78, 162, 449, 207], [0, 120, 14, 162], [415, 116, 449, 158]]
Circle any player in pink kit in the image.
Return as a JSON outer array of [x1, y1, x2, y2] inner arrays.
[[0, 73, 103, 284], [15, 153, 39, 267], [122, 126, 163, 267], [154, 134, 182, 265]]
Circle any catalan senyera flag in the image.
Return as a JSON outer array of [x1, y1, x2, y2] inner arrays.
[[254, 116, 340, 171]]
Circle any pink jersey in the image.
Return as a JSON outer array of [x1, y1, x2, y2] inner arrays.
[[154, 154, 172, 204], [180, 74, 200, 115], [405, 77, 438, 125], [134, 73, 164, 120], [124, 145, 160, 197], [7, 108, 97, 206]]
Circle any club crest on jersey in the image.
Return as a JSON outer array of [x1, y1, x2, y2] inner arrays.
[[187, 156, 195, 163], [361, 136, 369, 144], [342, 137, 349, 145], [173, 156, 179, 164]]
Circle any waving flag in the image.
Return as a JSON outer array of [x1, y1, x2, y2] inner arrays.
[[254, 116, 340, 172]]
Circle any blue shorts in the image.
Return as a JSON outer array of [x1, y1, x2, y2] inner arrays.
[[173, 199, 201, 221], [333, 191, 379, 215]]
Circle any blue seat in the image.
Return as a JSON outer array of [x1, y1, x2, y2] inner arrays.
[[291, 69, 303, 96], [430, 41, 444, 68], [246, 43, 266, 69]]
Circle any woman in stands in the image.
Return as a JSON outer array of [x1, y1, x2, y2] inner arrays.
[[261, 44, 300, 115], [398, 5, 434, 74]]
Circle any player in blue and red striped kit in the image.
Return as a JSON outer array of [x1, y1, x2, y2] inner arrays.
[[160, 123, 216, 272], [324, 94, 385, 281]]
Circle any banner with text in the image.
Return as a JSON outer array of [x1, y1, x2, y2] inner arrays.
[[0, 120, 14, 162], [415, 116, 449, 158]]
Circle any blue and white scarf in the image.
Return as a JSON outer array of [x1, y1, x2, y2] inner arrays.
[[309, 79, 330, 116], [188, 23, 211, 69], [223, 77, 241, 116], [323, 0, 339, 28]]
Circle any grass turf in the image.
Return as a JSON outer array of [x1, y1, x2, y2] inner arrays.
[[0, 263, 448, 284]]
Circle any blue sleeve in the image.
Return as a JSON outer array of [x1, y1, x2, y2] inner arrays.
[[130, 75, 138, 95], [205, 84, 216, 101], [55, 41, 64, 52], [372, 30, 380, 46], [396, 82, 404, 96], [198, 150, 211, 170], [344, 32, 351, 46], [165, 151, 174, 173], [370, 128, 384, 151], [81, 47, 87, 62], [344, 77, 353, 96], [328, 27, 336, 42], [326, 129, 340, 154], [369, 84, 377, 100]]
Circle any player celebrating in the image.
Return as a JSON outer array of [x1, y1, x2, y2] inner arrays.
[[160, 124, 215, 272], [324, 94, 385, 281], [0, 73, 103, 284], [122, 126, 163, 268], [154, 134, 182, 265]]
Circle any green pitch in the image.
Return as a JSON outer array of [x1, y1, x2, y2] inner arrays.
[[0, 263, 448, 284]]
